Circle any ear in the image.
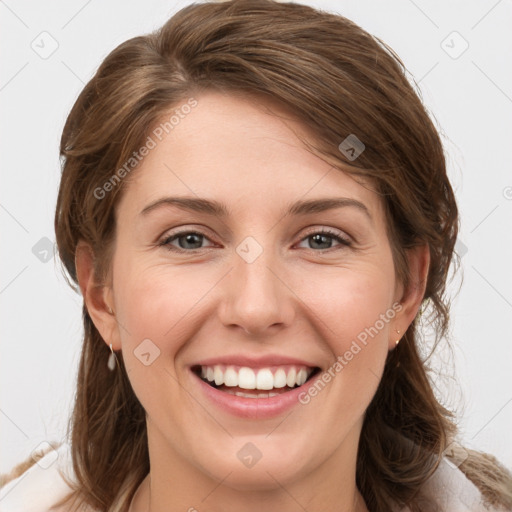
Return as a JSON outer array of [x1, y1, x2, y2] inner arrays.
[[75, 241, 121, 350], [389, 243, 430, 349]]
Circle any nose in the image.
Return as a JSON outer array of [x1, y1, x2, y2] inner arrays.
[[217, 245, 296, 337]]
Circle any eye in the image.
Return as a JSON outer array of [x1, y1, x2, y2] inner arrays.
[[296, 228, 352, 251], [159, 230, 215, 252], [158, 227, 352, 253]]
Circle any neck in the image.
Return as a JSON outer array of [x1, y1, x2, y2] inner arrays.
[[130, 477, 368, 512], [129, 421, 368, 512]]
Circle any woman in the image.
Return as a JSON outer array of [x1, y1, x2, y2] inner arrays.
[[1, 0, 510, 511]]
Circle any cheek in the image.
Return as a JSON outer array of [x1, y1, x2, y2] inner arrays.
[[114, 259, 199, 340], [298, 265, 396, 346], [295, 281, 393, 440], [294, 265, 396, 407], [113, 265, 196, 413]]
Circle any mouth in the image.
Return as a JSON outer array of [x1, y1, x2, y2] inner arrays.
[[191, 364, 322, 399]]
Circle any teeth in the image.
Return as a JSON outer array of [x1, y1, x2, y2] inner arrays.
[[238, 367, 256, 389], [255, 368, 274, 390], [214, 366, 224, 386], [273, 368, 287, 388], [296, 368, 308, 386], [224, 366, 238, 387], [223, 389, 283, 399], [286, 368, 296, 387], [199, 364, 315, 391]]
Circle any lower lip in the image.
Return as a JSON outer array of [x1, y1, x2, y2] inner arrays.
[[192, 370, 319, 419]]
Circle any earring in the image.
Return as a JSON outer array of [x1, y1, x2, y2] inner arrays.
[[107, 306, 114, 315], [395, 329, 401, 346], [107, 343, 117, 371]]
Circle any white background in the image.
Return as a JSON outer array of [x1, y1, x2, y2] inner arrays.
[[1, 0, 511, 475]]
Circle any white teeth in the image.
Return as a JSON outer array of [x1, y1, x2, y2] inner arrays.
[[286, 368, 296, 387], [224, 366, 238, 386], [273, 368, 287, 388], [296, 368, 308, 386], [223, 389, 282, 399], [199, 364, 315, 391], [255, 368, 274, 390], [238, 367, 256, 389], [214, 366, 224, 386]]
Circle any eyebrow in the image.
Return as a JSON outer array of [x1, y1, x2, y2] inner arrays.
[[140, 196, 372, 222]]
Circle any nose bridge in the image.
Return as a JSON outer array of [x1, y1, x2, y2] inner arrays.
[[220, 234, 294, 335]]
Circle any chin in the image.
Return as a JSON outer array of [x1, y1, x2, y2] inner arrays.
[[208, 460, 306, 492], [193, 437, 315, 492]]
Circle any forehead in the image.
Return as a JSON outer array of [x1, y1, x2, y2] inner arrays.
[[117, 91, 383, 222]]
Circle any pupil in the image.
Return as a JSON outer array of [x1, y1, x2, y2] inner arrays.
[[181, 233, 201, 249], [311, 234, 330, 249]]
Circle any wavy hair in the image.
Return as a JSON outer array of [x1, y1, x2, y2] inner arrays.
[[2, 1, 511, 510]]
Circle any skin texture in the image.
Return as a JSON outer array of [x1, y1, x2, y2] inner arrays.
[[76, 91, 429, 512]]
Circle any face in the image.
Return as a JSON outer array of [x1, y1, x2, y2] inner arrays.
[[92, 91, 415, 492]]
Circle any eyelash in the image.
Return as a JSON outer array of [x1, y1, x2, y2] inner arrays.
[[158, 228, 352, 254]]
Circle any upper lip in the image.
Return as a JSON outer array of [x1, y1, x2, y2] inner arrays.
[[191, 354, 320, 369]]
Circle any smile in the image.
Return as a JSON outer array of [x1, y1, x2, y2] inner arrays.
[[190, 362, 322, 418], [193, 364, 319, 398]]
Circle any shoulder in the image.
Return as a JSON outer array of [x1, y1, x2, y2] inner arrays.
[[0, 442, 81, 512], [400, 455, 511, 512]]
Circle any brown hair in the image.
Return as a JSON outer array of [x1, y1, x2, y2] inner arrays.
[[2, 1, 511, 510]]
